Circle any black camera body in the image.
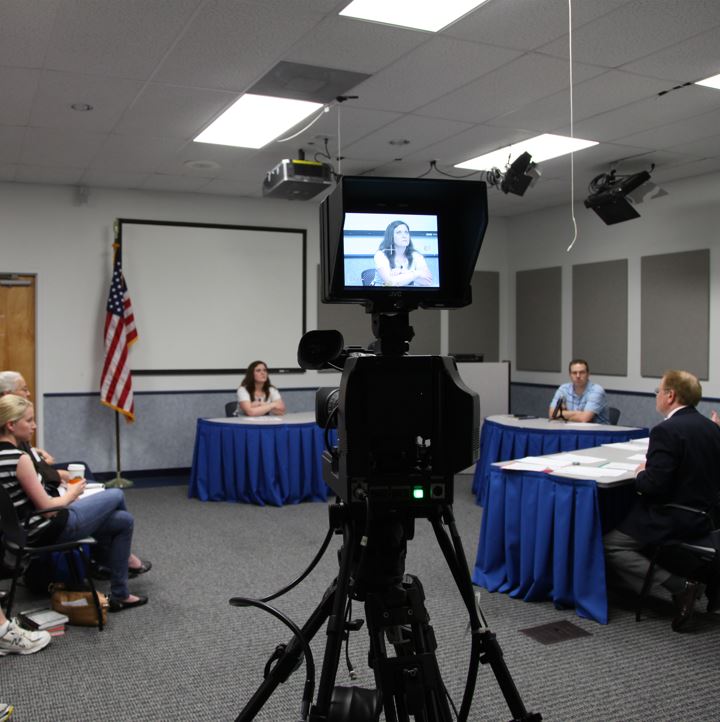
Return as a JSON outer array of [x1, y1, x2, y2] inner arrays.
[[322, 353, 479, 507], [300, 174, 489, 509]]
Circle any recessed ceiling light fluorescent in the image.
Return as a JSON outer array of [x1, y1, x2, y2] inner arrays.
[[455, 133, 598, 170], [339, 0, 490, 32], [194, 94, 323, 149], [695, 72, 720, 90]]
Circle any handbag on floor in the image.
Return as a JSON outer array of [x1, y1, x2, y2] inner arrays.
[[50, 584, 108, 627]]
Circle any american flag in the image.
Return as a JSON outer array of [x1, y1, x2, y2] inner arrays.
[[100, 242, 138, 421]]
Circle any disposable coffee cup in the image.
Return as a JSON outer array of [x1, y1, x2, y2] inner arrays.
[[67, 464, 85, 484]]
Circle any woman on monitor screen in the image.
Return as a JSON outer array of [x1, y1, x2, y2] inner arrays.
[[237, 361, 286, 417], [373, 220, 433, 287]]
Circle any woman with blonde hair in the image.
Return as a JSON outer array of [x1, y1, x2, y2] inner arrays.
[[0, 396, 150, 612]]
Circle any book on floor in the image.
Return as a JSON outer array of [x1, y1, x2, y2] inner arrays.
[[18, 607, 70, 630]]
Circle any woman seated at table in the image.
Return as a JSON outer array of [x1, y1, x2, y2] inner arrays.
[[373, 220, 433, 287], [237, 360, 286, 417], [0, 395, 151, 612]]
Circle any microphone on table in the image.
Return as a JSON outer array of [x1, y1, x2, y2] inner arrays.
[[552, 398, 566, 421]]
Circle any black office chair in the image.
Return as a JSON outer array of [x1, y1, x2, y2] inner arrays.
[[636, 504, 720, 622], [608, 407, 621, 425], [225, 401, 239, 417], [361, 268, 376, 286], [0, 485, 104, 629]]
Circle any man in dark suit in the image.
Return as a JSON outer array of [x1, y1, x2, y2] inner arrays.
[[604, 369, 720, 631]]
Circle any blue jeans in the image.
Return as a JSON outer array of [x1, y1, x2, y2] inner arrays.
[[55, 489, 134, 600]]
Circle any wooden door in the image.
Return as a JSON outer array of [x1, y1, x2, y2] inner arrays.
[[0, 274, 37, 399]]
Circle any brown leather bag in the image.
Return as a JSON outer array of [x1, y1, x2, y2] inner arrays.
[[50, 585, 109, 627]]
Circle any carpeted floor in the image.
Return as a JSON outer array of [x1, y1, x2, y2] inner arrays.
[[2, 476, 719, 721]]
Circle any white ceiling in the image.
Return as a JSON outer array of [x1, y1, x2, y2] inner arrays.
[[2, 0, 720, 216]]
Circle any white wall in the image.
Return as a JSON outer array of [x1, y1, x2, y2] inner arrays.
[[501, 170, 720, 396]]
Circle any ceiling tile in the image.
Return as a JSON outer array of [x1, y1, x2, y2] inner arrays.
[[570, 85, 720, 142], [0, 68, 41, 125], [141, 174, 213, 192], [350, 36, 521, 113], [487, 70, 669, 133], [20, 127, 107, 167], [0, 0, 62, 68], [43, 0, 203, 79], [284, 14, 429, 74], [0, 128, 27, 164], [153, 1, 325, 91], [667, 134, 720, 159], [417, 54, 605, 124], [621, 25, 720, 82], [652, 156, 720, 184], [29, 71, 144, 132], [444, 0, 632, 51], [614, 107, 720, 151], [537, 0, 720, 67], [90, 134, 188, 173], [114, 84, 238, 139], [343, 115, 473, 160], [0, 165, 17, 182]]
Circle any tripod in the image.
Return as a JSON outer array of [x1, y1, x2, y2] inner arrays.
[[232, 499, 541, 722]]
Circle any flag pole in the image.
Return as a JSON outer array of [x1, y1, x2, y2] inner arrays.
[[105, 411, 134, 489]]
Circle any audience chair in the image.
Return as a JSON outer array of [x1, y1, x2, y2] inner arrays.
[[225, 401, 239, 417], [361, 268, 376, 286], [0, 485, 104, 630], [636, 503, 720, 622], [608, 407, 621, 425]]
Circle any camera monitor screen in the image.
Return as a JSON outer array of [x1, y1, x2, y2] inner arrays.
[[342, 213, 440, 289]]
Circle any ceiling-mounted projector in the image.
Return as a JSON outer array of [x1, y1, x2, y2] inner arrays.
[[262, 159, 333, 200]]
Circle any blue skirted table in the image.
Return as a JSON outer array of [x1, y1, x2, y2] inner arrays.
[[473, 465, 637, 624], [473, 415, 648, 504], [188, 412, 332, 506]]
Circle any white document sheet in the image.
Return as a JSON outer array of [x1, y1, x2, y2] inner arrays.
[[551, 453, 607, 465], [604, 462, 638, 471], [555, 466, 627, 478], [601, 442, 648, 451], [515, 456, 575, 468], [627, 453, 647, 461], [501, 462, 548, 472]]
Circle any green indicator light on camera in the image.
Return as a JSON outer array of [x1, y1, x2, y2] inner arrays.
[[413, 487, 424, 500]]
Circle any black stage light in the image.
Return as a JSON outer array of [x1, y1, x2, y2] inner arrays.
[[500, 151, 537, 196], [584, 169, 651, 225]]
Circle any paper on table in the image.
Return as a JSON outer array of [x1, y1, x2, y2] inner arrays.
[[628, 453, 647, 461], [501, 462, 548, 472], [562, 422, 606, 428], [602, 442, 649, 451], [552, 453, 607, 464], [555, 466, 627, 478], [632, 437, 650, 446], [515, 456, 575, 468], [604, 462, 637, 471]]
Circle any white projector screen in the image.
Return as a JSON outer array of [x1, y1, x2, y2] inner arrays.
[[120, 219, 306, 373]]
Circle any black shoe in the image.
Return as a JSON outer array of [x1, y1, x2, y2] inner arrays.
[[128, 559, 152, 578], [108, 595, 149, 613], [672, 581, 705, 631]]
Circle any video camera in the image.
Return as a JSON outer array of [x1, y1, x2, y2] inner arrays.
[[299, 175, 489, 507]]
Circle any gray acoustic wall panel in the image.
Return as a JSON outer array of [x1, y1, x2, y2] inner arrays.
[[516, 266, 561, 371], [641, 249, 709, 379], [315, 267, 441, 354], [572, 259, 628, 375], [448, 271, 499, 361]]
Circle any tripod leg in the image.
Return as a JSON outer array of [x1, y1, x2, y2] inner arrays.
[[310, 518, 358, 719], [235, 585, 336, 722], [431, 508, 541, 722]]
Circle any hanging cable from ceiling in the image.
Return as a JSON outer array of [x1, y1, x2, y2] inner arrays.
[[566, 0, 579, 252]]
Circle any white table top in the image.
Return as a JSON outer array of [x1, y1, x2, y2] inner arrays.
[[485, 413, 643, 433], [204, 411, 319, 426], [493, 437, 650, 488]]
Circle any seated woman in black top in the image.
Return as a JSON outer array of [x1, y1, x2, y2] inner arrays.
[[0, 395, 150, 612]]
